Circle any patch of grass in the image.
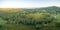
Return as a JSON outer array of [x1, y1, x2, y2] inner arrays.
[[3, 24, 35, 30], [0, 18, 7, 25], [56, 14, 60, 23]]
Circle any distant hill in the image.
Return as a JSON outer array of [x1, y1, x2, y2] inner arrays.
[[26, 6, 60, 10], [0, 6, 60, 13], [23, 6, 60, 13], [22, 6, 60, 10], [36, 6, 60, 10]]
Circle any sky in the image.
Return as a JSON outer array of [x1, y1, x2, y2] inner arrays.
[[0, 0, 60, 8]]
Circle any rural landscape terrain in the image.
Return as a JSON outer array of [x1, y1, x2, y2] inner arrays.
[[0, 6, 60, 30]]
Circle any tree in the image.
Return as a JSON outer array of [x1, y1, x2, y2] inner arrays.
[[26, 13, 55, 30]]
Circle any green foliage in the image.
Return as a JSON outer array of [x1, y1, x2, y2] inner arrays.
[[0, 18, 7, 25], [0, 6, 59, 30]]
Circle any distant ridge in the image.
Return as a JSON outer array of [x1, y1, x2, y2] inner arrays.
[[23, 6, 60, 10]]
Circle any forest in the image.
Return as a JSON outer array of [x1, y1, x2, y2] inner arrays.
[[0, 6, 60, 30]]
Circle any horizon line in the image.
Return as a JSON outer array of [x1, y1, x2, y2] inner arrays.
[[0, 6, 60, 8]]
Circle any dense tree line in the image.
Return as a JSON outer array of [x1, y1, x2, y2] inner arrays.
[[0, 6, 60, 30], [0, 9, 57, 30]]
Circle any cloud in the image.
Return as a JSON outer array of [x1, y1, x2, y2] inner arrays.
[[0, 0, 60, 8], [0, 1, 27, 8]]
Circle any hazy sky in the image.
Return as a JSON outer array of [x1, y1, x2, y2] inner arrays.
[[0, 0, 60, 8]]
